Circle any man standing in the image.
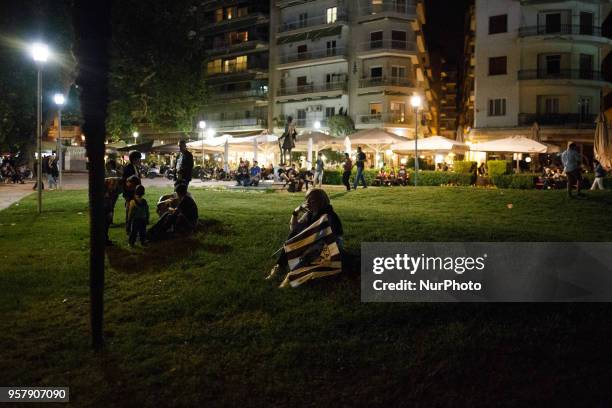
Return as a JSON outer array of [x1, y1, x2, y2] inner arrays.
[[353, 146, 367, 190], [314, 152, 324, 188], [561, 142, 584, 198], [48, 153, 59, 189], [175, 140, 194, 188], [121, 151, 142, 234], [342, 153, 353, 191]]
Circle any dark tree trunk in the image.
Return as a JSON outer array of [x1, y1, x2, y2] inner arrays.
[[73, 0, 111, 350]]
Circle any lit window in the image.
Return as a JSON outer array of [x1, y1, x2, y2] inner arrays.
[[215, 9, 223, 22], [488, 98, 507, 116], [207, 59, 222, 74], [327, 7, 337, 24]]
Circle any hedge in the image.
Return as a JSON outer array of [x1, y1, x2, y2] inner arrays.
[[453, 161, 476, 174], [322, 169, 475, 186], [491, 174, 538, 189], [487, 160, 509, 178]]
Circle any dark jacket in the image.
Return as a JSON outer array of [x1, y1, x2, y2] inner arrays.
[[121, 163, 141, 199], [177, 194, 198, 224], [176, 150, 194, 181]]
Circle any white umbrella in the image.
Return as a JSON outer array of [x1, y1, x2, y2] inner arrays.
[[348, 128, 407, 146], [594, 113, 612, 168], [344, 136, 352, 154], [307, 137, 313, 169], [392, 135, 468, 154], [470, 136, 549, 154]]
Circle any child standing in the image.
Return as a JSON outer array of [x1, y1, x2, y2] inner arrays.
[[128, 184, 150, 247]]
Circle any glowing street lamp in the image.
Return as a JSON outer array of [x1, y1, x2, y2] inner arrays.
[[132, 131, 139, 145], [198, 121, 207, 166], [53, 93, 66, 190], [31, 42, 50, 213], [410, 94, 423, 187]]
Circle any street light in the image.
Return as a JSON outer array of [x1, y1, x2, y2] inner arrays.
[[53, 93, 66, 190], [31, 42, 50, 213], [314, 120, 321, 130], [410, 94, 422, 187], [198, 121, 207, 166], [132, 131, 139, 145]]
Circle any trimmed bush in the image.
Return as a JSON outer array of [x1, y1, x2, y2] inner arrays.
[[491, 173, 538, 189], [453, 161, 476, 174], [487, 160, 509, 178], [322, 169, 474, 186]]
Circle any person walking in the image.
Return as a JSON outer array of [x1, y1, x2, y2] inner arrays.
[[591, 159, 607, 191], [352, 146, 367, 190], [175, 140, 194, 188], [48, 154, 59, 189], [561, 142, 584, 198], [342, 153, 353, 191], [314, 152, 325, 188]]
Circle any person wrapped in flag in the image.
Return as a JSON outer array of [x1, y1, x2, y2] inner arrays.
[[266, 189, 344, 288]]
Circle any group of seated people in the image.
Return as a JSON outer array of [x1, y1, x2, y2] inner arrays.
[[372, 164, 409, 186], [234, 159, 275, 187], [278, 164, 315, 192], [537, 167, 567, 190], [1, 158, 27, 184]]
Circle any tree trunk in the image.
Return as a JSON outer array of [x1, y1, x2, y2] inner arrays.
[[73, 0, 111, 350]]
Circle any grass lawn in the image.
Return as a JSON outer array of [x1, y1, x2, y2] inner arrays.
[[1, 186, 612, 407]]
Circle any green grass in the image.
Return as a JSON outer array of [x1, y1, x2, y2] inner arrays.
[[1, 187, 612, 407]]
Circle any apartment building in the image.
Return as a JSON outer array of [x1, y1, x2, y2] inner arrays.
[[438, 60, 459, 138], [269, 0, 433, 139], [201, 0, 270, 134], [465, 0, 612, 150], [457, 3, 476, 139]]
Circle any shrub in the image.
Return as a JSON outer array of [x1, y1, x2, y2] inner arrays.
[[321, 169, 474, 186], [487, 160, 509, 178], [453, 161, 476, 174], [405, 158, 434, 171], [491, 173, 538, 189]]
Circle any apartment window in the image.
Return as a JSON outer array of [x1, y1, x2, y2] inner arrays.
[[297, 44, 308, 59], [369, 102, 383, 116], [488, 98, 506, 116], [579, 96, 592, 120], [488, 56, 507, 76], [537, 96, 559, 115], [297, 109, 307, 127], [545, 55, 561, 75], [579, 54, 594, 79], [207, 59, 222, 74], [545, 13, 562, 34], [299, 13, 308, 27], [237, 7, 248, 18], [489, 14, 508, 34], [325, 107, 335, 118], [390, 102, 406, 122], [229, 31, 248, 45], [391, 30, 407, 49], [370, 31, 383, 49], [297, 76, 308, 92], [580, 12, 594, 35], [215, 8, 223, 23], [226, 7, 236, 20], [327, 7, 337, 24], [326, 40, 337, 56], [370, 66, 383, 78], [391, 66, 407, 78], [223, 55, 247, 73]]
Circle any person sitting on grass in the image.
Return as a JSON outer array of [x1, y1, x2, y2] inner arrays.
[[127, 185, 150, 247], [374, 167, 386, 186], [266, 188, 344, 286], [148, 183, 198, 241]]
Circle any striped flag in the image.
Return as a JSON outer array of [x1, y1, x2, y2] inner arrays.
[[280, 214, 342, 288]]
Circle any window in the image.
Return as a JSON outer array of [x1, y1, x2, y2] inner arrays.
[[297, 109, 307, 127], [326, 7, 337, 24], [390, 102, 406, 122], [325, 107, 335, 118], [326, 40, 337, 56], [299, 13, 308, 27], [370, 31, 383, 49], [297, 76, 308, 92], [297, 44, 308, 59], [391, 66, 407, 78], [545, 13, 561, 34], [545, 55, 561, 75], [391, 30, 407, 49], [207, 59, 222, 74], [488, 98, 506, 116], [215, 8, 223, 23], [488, 56, 507, 76], [370, 67, 383, 78], [580, 12, 594, 35], [229, 31, 248, 45], [489, 14, 508, 34], [237, 7, 248, 18], [223, 55, 247, 73], [579, 54, 594, 79], [369, 102, 383, 115], [226, 7, 236, 20], [579, 96, 592, 120], [544, 97, 559, 114]]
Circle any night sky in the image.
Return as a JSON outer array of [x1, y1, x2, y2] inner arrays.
[[424, 0, 471, 65]]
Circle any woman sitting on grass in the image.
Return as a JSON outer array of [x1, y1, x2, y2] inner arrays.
[[266, 189, 344, 287], [148, 183, 198, 241]]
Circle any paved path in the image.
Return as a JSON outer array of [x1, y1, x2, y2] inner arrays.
[[0, 183, 34, 210]]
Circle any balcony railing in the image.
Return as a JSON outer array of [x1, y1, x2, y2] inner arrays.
[[293, 119, 329, 129], [518, 113, 597, 128], [207, 40, 268, 56], [519, 25, 605, 38], [277, 81, 347, 96], [357, 113, 412, 125], [518, 70, 605, 81], [208, 88, 268, 100], [359, 77, 414, 88], [278, 47, 346, 64], [359, 40, 416, 53], [359, 1, 416, 17], [207, 118, 268, 129], [278, 12, 348, 33]]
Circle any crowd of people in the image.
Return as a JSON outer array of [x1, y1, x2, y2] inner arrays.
[[1, 156, 29, 184]]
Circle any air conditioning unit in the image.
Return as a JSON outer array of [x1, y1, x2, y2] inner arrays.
[[315, 105, 323, 112]]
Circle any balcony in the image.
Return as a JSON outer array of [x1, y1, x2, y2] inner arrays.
[[519, 25, 608, 39], [359, 77, 414, 88], [207, 117, 268, 130], [518, 113, 597, 128], [207, 88, 268, 102], [206, 13, 269, 35], [518, 69, 606, 82], [278, 11, 348, 34], [357, 40, 416, 58], [358, 1, 416, 22], [356, 113, 413, 127], [278, 47, 346, 66], [277, 81, 347, 97], [206, 40, 269, 58]]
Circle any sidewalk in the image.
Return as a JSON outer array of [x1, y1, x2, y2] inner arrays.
[[0, 182, 34, 210]]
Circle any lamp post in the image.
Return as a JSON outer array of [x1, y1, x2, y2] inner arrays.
[[32, 42, 49, 213], [132, 131, 139, 146], [53, 93, 66, 190], [198, 120, 206, 167], [410, 94, 422, 187]]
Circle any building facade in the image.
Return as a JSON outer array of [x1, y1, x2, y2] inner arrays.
[[201, 0, 271, 135], [269, 0, 434, 139], [465, 0, 612, 150]]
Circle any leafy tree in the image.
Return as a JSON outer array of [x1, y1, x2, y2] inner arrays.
[[327, 115, 355, 138], [107, 0, 209, 141]]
